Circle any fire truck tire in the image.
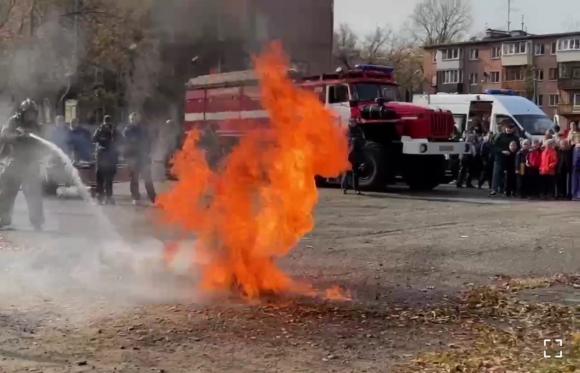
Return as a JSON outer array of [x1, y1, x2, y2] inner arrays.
[[404, 155, 446, 191], [358, 141, 387, 190]]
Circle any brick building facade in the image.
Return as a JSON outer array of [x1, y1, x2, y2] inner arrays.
[[423, 29, 580, 127]]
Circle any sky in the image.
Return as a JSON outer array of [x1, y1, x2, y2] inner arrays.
[[334, 0, 580, 37]]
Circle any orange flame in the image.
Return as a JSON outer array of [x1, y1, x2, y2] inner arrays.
[[324, 286, 352, 302], [158, 43, 350, 298]]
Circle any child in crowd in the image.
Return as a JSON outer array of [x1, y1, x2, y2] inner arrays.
[[540, 139, 559, 199], [515, 139, 531, 198], [526, 139, 542, 198], [557, 139, 572, 200], [504, 140, 518, 196]]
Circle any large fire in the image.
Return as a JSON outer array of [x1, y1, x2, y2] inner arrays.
[[158, 44, 350, 298]]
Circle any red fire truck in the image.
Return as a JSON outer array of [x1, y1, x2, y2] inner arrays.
[[184, 65, 467, 190]]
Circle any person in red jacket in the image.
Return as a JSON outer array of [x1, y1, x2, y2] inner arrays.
[[526, 139, 542, 197], [539, 139, 559, 199]]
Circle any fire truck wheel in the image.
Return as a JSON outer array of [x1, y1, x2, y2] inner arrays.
[[404, 155, 446, 191], [358, 141, 387, 190]]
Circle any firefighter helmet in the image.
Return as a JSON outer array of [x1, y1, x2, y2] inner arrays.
[[18, 99, 39, 116]]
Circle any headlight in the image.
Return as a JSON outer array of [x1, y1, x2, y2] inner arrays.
[[420, 144, 428, 153]]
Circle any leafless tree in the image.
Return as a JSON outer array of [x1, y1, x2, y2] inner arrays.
[[333, 23, 359, 69], [410, 0, 472, 46], [361, 26, 393, 63]]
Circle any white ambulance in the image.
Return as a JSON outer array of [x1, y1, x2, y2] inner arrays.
[[413, 90, 555, 139]]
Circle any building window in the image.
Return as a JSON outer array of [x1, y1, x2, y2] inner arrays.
[[534, 69, 544, 81], [441, 48, 461, 61], [442, 70, 462, 84], [574, 93, 580, 108], [573, 67, 580, 79], [558, 38, 580, 51], [551, 42, 557, 54], [505, 68, 524, 81], [489, 71, 501, 83], [549, 94, 560, 107], [536, 95, 544, 106], [491, 46, 502, 59], [469, 73, 479, 85], [469, 48, 479, 60], [534, 43, 545, 56], [503, 41, 527, 56], [549, 68, 558, 80]]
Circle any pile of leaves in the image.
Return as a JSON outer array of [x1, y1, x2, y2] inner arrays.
[[396, 276, 579, 372]]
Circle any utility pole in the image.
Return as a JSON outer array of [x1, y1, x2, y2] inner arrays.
[[507, 0, 512, 31]]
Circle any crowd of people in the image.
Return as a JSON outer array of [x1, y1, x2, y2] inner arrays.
[[456, 119, 580, 201], [49, 113, 183, 206]]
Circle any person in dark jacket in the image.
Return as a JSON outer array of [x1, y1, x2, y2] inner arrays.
[[504, 141, 518, 197], [92, 115, 119, 205], [478, 133, 493, 189], [341, 120, 365, 195], [556, 139, 572, 199], [123, 112, 156, 205], [0, 99, 45, 229], [490, 120, 520, 196], [68, 118, 92, 163], [515, 139, 531, 198]]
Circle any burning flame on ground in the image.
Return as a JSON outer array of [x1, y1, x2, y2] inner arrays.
[[158, 43, 350, 299]]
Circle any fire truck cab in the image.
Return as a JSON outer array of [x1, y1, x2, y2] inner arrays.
[[185, 64, 467, 190]]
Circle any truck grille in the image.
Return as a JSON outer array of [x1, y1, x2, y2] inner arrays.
[[430, 112, 451, 139]]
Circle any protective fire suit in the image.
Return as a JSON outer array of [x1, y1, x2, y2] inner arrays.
[[0, 101, 45, 229]]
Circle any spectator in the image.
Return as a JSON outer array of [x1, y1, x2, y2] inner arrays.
[[341, 119, 365, 195], [123, 112, 156, 205], [543, 129, 554, 147], [504, 141, 518, 197], [539, 139, 558, 199], [162, 119, 183, 179], [490, 120, 520, 196], [568, 122, 580, 200], [92, 115, 119, 205], [68, 118, 92, 163], [478, 133, 493, 189], [199, 123, 222, 170], [526, 139, 542, 198], [515, 139, 531, 198], [556, 139, 572, 200], [50, 115, 71, 154], [456, 129, 479, 188]]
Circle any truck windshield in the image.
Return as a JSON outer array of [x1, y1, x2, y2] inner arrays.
[[351, 83, 399, 102], [513, 115, 554, 136]]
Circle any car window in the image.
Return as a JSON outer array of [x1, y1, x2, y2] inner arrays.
[[328, 85, 349, 104]]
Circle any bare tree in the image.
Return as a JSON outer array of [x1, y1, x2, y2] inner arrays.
[[361, 26, 393, 63], [410, 0, 472, 46], [333, 23, 359, 69]]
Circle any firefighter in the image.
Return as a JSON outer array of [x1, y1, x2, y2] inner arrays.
[[0, 99, 45, 230], [341, 119, 365, 195], [92, 115, 119, 205], [123, 112, 156, 205]]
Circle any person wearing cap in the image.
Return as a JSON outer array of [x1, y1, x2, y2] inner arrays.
[[0, 99, 45, 229], [92, 115, 119, 204], [490, 119, 520, 196]]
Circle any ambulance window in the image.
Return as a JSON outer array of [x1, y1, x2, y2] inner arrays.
[[328, 85, 349, 103]]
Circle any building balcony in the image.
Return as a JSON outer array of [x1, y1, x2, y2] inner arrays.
[[436, 59, 462, 71], [558, 78, 580, 90], [501, 53, 532, 66], [556, 50, 580, 63], [501, 80, 527, 93], [557, 103, 580, 115]]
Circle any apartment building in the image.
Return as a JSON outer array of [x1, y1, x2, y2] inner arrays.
[[423, 29, 580, 126]]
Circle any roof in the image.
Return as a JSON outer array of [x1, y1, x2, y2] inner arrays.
[[424, 30, 580, 49], [186, 70, 257, 89]]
